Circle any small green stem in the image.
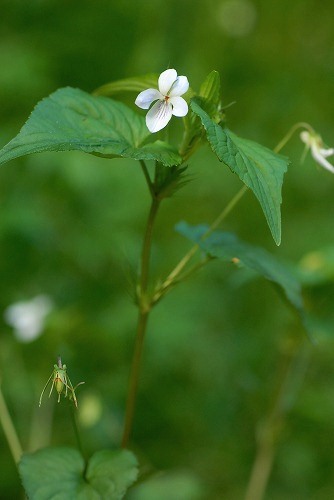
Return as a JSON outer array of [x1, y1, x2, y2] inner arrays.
[[122, 162, 161, 448], [156, 184, 248, 299], [69, 403, 87, 472], [0, 379, 23, 465], [152, 256, 213, 305], [273, 122, 314, 154], [205, 184, 248, 236], [140, 196, 160, 297], [140, 160, 155, 198]]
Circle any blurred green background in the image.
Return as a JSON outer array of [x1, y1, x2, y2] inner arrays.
[[0, 0, 334, 498]]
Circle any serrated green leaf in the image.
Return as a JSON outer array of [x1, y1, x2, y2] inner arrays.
[[191, 100, 289, 245], [0, 87, 182, 168], [19, 447, 138, 500], [93, 74, 159, 97], [176, 222, 305, 320]]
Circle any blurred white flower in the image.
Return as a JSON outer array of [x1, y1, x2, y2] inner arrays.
[[300, 130, 334, 174], [4, 295, 53, 343], [135, 68, 189, 133]]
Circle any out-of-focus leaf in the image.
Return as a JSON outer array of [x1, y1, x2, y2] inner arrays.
[[129, 471, 203, 500], [93, 74, 159, 97], [298, 247, 334, 286], [176, 222, 305, 322]]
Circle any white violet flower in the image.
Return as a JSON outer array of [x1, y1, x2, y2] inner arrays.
[[135, 68, 189, 133], [300, 130, 334, 174]]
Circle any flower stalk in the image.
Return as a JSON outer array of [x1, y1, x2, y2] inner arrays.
[[0, 378, 23, 465], [121, 162, 161, 448]]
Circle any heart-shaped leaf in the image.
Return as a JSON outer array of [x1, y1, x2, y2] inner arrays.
[[19, 447, 138, 500]]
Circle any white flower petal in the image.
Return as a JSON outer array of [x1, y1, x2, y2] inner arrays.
[[169, 96, 188, 117], [158, 69, 177, 95], [146, 99, 173, 133], [300, 131, 311, 146], [135, 89, 163, 109], [311, 146, 334, 173], [319, 147, 334, 158], [169, 76, 189, 97]]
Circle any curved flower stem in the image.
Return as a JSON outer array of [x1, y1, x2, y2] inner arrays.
[[121, 161, 160, 448], [69, 402, 88, 476], [273, 122, 314, 155], [0, 378, 23, 465]]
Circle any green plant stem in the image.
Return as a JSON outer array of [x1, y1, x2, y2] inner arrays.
[[139, 196, 160, 297], [121, 123, 302, 448], [244, 341, 311, 500], [0, 379, 23, 465], [121, 311, 149, 448], [69, 403, 87, 472], [122, 162, 160, 448], [273, 122, 314, 154], [155, 184, 248, 301]]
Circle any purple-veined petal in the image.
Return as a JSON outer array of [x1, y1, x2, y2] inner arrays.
[[169, 76, 189, 97], [311, 146, 334, 173], [146, 99, 173, 133], [158, 69, 177, 95], [135, 89, 163, 109], [169, 96, 188, 117]]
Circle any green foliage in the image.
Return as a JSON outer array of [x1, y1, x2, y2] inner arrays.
[[1, 2, 333, 499], [198, 70, 221, 121], [153, 164, 189, 199], [19, 447, 138, 500], [176, 221, 305, 322], [191, 100, 289, 245], [0, 87, 182, 168], [181, 71, 222, 158]]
